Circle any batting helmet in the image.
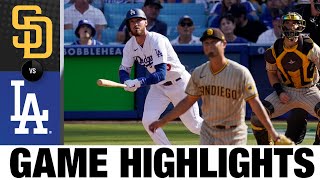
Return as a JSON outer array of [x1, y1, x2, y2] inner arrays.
[[281, 12, 306, 39], [125, 8, 147, 32], [75, 19, 96, 38]]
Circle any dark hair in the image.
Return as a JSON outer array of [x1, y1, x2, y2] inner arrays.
[[221, 0, 240, 14], [270, 8, 283, 20], [219, 13, 235, 25], [229, 4, 247, 18]]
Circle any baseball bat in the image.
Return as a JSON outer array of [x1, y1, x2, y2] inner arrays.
[[97, 79, 127, 88]]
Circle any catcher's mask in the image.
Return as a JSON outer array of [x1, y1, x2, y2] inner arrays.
[[281, 12, 306, 40], [125, 8, 147, 32]]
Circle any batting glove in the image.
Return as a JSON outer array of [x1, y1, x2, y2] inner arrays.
[[124, 79, 141, 88], [124, 79, 141, 92], [124, 86, 137, 92]]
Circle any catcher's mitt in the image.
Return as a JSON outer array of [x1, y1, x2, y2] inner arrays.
[[274, 134, 295, 145]]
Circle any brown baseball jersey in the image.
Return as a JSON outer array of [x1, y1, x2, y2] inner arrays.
[[264, 36, 320, 119], [265, 36, 320, 88], [186, 59, 258, 126]]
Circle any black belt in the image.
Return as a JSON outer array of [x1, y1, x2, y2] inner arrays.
[[213, 125, 237, 129], [163, 77, 182, 86]]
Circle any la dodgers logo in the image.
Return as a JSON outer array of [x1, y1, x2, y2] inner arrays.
[[130, 9, 136, 15], [10, 80, 48, 134]]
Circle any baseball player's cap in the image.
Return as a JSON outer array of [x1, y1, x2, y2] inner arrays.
[[200, 28, 226, 42], [75, 19, 96, 38], [178, 15, 194, 26], [144, 0, 163, 9]]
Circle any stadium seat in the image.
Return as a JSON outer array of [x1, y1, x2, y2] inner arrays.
[[159, 14, 207, 28], [92, 0, 104, 10], [158, 15, 181, 27], [161, 3, 206, 16], [64, 3, 72, 9], [101, 28, 118, 45], [64, 29, 76, 44], [193, 27, 208, 37], [105, 14, 125, 29], [104, 3, 143, 16], [167, 27, 178, 41]]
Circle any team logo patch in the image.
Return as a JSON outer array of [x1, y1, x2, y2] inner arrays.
[[206, 28, 213, 35], [288, 59, 295, 64], [154, 49, 163, 57], [245, 84, 255, 93], [130, 9, 136, 15]]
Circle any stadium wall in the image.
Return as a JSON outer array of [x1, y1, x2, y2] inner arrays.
[[64, 44, 289, 120]]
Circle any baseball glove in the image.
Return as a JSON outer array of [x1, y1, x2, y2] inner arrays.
[[274, 134, 295, 145]]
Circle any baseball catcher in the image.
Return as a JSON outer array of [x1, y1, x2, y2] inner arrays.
[[250, 12, 320, 145]]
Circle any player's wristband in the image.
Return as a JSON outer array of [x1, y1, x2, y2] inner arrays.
[[273, 83, 285, 96]]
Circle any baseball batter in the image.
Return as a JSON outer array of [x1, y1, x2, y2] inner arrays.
[[149, 28, 285, 145], [250, 12, 320, 145], [118, 8, 203, 145]]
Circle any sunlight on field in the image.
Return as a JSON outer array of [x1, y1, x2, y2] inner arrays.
[[64, 121, 318, 145]]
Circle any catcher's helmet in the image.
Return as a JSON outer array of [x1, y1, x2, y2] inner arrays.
[[281, 12, 306, 40], [125, 8, 147, 32]]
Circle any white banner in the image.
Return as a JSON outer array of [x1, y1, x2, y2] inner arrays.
[[1, 146, 320, 180]]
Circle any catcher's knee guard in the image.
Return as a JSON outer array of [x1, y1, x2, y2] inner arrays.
[[315, 102, 320, 118], [285, 108, 308, 144], [313, 121, 320, 145], [250, 113, 272, 145]]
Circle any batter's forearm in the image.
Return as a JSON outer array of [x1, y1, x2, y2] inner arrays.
[[119, 65, 132, 83], [138, 63, 166, 87], [119, 70, 130, 83]]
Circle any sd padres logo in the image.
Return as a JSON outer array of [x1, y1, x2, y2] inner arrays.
[[12, 5, 52, 59]]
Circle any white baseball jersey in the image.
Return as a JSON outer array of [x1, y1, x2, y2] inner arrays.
[[120, 31, 203, 145], [186, 60, 258, 127], [121, 31, 185, 83], [170, 35, 201, 45]]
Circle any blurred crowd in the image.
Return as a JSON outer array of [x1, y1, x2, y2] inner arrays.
[[64, 0, 320, 46]]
